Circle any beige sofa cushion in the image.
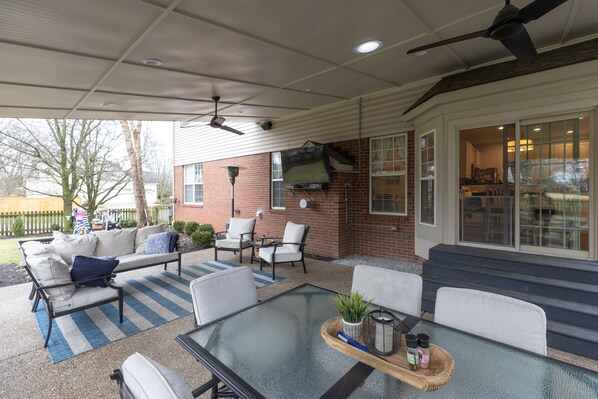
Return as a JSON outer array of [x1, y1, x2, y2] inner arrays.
[[51, 285, 119, 313], [94, 228, 137, 257], [115, 252, 179, 273], [135, 225, 165, 254], [21, 241, 75, 300], [51, 232, 98, 265]]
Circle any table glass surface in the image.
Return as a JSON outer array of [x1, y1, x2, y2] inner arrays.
[[185, 285, 598, 399]]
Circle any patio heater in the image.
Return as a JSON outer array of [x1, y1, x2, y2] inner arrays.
[[221, 165, 246, 218]]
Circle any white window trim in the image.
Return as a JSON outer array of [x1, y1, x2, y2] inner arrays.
[[369, 133, 408, 216], [271, 152, 285, 209], [183, 163, 203, 204], [419, 129, 436, 227]]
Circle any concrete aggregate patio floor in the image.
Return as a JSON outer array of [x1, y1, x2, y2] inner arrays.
[[0, 249, 595, 398]]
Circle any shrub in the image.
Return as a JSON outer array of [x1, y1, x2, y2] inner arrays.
[[172, 220, 186, 234], [50, 223, 61, 231], [11, 216, 25, 236], [184, 221, 200, 235], [197, 223, 214, 235], [120, 219, 137, 228], [191, 230, 213, 248]]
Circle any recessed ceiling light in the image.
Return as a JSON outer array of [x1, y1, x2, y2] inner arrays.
[[498, 126, 504, 130], [533, 127, 541, 131], [354, 40, 383, 54], [566, 130, 574, 134], [579, 117, 584, 120], [101, 102, 114, 106], [142, 58, 162, 66]]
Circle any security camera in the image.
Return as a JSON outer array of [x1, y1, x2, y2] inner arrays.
[[261, 121, 273, 131]]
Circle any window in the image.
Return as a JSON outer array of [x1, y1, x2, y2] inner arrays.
[[184, 163, 203, 203], [419, 131, 435, 225], [370, 134, 407, 215], [271, 152, 285, 208]]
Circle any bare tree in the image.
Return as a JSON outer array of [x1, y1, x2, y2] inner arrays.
[[144, 134, 173, 203], [78, 123, 131, 216], [0, 119, 100, 218], [120, 121, 149, 226], [0, 151, 30, 196]]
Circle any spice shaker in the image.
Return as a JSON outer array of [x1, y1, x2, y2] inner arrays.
[[417, 333, 430, 369], [405, 334, 420, 370]]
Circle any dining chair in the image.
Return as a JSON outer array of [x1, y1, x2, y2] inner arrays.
[[351, 265, 423, 316], [189, 266, 258, 326], [111, 352, 209, 399], [434, 287, 547, 355], [188, 266, 258, 398]]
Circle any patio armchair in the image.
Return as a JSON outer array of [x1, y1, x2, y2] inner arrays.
[[351, 265, 423, 316], [435, 287, 547, 355], [259, 221, 310, 280], [213, 218, 256, 263], [20, 241, 123, 348]]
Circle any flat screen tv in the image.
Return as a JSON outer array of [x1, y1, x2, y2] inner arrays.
[[281, 145, 331, 184]]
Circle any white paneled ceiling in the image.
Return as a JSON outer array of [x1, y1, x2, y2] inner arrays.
[[0, 0, 596, 122]]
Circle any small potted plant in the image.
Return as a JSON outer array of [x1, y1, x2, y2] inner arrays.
[[334, 291, 371, 339]]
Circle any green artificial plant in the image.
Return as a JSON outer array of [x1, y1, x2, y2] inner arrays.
[[334, 291, 371, 323]]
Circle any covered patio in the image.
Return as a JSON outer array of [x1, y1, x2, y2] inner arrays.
[[1, 250, 596, 398]]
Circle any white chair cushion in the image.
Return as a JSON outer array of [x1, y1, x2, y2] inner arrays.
[[282, 221, 305, 252], [226, 218, 255, 240], [435, 287, 547, 355], [121, 353, 193, 399], [190, 266, 258, 325], [51, 231, 98, 265], [135, 225, 165, 254], [51, 285, 120, 313], [22, 241, 75, 300], [94, 228, 137, 257], [259, 246, 302, 264], [215, 238, 251, 249], [351, 265, 422, 316], [115, 252, 179, 272]]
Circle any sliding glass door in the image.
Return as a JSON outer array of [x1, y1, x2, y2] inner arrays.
[[519, 116, 590, 254]]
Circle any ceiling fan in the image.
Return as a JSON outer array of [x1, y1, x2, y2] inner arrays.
[[207, 96, 245, 135], [407, 0, 568, 63]]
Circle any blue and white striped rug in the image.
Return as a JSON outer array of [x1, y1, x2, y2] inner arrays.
[[33, 260, 283, 363]]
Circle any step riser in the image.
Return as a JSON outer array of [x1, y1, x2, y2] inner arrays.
[[423, 265, 598, 305], [423, 286, 598, 331], [548, 332, 598, 360], [427, 251, 598, 284]]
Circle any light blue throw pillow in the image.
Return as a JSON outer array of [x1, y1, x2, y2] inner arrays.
[[145, 232, 171, 254]]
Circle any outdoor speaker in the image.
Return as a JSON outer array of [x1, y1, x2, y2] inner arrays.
[[261, 121, 273, 130]]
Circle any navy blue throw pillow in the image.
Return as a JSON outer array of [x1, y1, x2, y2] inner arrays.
[[71, 255, 119, 287], [168, 232, 179, 252]]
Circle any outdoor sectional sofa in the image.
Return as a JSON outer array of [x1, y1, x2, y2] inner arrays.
[[19, 225, 181, 347]]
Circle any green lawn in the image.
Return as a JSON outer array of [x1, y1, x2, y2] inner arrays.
[[0, 236, 52, 265]]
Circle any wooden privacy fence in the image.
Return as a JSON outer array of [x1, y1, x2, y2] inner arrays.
[[0, 210, 65, 236], [0, 206, 173, 237]]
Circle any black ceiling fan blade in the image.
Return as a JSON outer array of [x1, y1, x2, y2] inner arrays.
[[501, 28, 538, 62], [517, 0, 568, 23], [220, 125, 245, 135], [407, 29, 491, 54]]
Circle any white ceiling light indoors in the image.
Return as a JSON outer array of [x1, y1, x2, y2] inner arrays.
[[354, 40, 383, 54], [142, 58, 162, 66]]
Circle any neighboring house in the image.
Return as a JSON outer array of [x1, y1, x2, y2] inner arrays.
[[173, 42, 598, 264]]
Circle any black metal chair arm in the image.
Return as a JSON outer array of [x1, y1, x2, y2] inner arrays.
[[238, 231, 255, 241]]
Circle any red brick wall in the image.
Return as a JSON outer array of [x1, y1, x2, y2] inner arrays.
[[174, 133, 416, 262]]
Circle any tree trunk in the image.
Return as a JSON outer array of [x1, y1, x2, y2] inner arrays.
[[120, 121, 149, 227]]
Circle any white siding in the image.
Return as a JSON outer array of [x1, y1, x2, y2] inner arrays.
[[174, 84, 433, 166]]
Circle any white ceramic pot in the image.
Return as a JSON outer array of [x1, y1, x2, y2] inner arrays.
[[342, 318, 363, 339]]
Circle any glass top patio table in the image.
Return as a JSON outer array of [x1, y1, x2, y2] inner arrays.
[[176, 284, 598, 399]]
